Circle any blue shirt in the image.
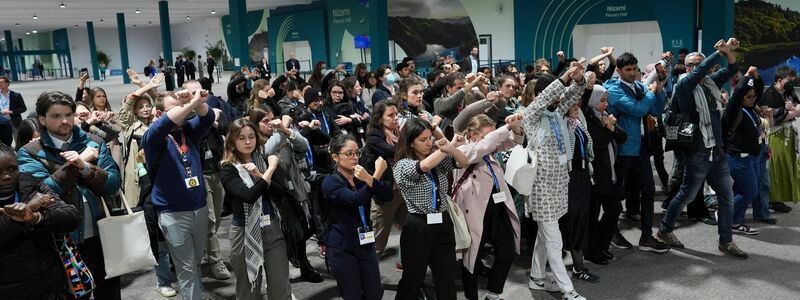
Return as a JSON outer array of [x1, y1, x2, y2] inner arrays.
[[142, 110, 215, 212]]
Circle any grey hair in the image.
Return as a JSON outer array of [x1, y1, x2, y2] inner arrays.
[[686, 52, 705, 61]]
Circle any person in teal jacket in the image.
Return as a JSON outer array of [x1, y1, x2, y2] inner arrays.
[[17, 91, 122, 300], [603, 52, 669, 254]]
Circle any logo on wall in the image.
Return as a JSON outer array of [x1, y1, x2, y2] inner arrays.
[[671, 39, 684, 48]]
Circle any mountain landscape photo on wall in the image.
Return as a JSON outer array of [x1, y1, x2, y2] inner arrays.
[[388, 0, 477, 65], [734, 0, 800, 84]]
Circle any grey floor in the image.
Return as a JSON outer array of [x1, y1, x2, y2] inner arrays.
[[10, 76, 800, 300]]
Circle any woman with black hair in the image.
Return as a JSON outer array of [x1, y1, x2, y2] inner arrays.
[[392, 117, 468, 300], [361, 72, 378, 111], [330, 80, 368, 145], [307, 61, 328, 91], [322, 134, 392, 299], [277, 81, 306, 119], [371, 64, 397, 105], [340, 77, 370, 141], [0, 142, 81, 299], [14, 118, 39, 151]]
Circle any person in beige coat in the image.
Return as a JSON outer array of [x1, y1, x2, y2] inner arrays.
[[452, 114, 523, 300]]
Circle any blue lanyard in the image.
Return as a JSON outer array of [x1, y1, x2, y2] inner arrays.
[[358, 206, 368, 228], [482, 155, 500, 191], [547, 116, 565, 154], [741, 108, 760, 136], [576, 126, 586, 159], [11, 192, 19, 203], [426, 172, 438, 211], [305, 143, 314, 167], [312, 112, 330, 135]]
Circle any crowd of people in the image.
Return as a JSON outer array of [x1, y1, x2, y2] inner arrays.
[[0, 35, 798, 300]]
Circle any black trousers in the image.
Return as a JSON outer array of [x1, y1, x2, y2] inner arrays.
[[74, 236, 121, 300], [648, 134, 670, 184], [0, 122, 12, 146], [207, 67, 215, 82], [587, 190, 623, 257], [396, 213, 457, 300], [461, 200, 516, 300]]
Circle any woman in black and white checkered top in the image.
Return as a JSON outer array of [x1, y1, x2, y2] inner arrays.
[[392, 117, 468, 300]]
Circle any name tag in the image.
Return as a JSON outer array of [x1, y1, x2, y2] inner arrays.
[[260, 214, 271, 227], [357, 127, 365, 134], [358, 227, 375, 245], [310, 170, 317, 177], [287, 180, 295, 191], [427, 213, 443, 224], [184, 176, 200, 189], [740, 153, 749, 158], [204, 149, 214, 159], [137, 166, 148, 177], [492, 192, 506, 204], [559, 154, 568, 165]]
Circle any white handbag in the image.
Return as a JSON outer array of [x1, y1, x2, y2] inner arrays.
[[97, 193, 157, 279], [446, 195, 471, 250], [503, 145, 537, 196]]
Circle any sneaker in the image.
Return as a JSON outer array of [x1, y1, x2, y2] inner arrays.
[[212, 261, 231, 279], [395, 261, 404, 272], [300, 265, 324, 283], [562, 290, 587, 300], [770, 202, 792, 213], [697, 217, 717, 225], [611, 232, 633, 249], [656, 231, 685, 249], [754, 218, 777, 225], [528, 276, 560, 292], [584, 255, 609, 265], [732, 224, 760, 235], [601, 250, 614, 260], [719, 241, 748, 260], [157, 286, 177, 297], [572, 268, 600, 283], [638, 236, 670, 253]]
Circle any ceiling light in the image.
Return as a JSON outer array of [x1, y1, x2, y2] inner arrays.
[[32, 30, 38, 33], [74, 24, 79, 28], [186, 16, 191, 20], [59, 2, 66, 8], [25, 32, 30, 35], [15, 23, 20, 26], [32, 15, 38, 20], [211, 10, 216, 15], [135, 9, 141, 14]]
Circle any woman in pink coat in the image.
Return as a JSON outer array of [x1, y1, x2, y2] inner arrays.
[[452, 113, 523, 300]]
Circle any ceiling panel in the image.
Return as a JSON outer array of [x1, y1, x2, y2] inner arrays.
[[0, 0, 313, 38]]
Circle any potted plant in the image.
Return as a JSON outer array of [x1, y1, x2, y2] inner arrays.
[[181, 48, 197, 61], [205, 40, 229, 70], [96, 51, 111, 67]]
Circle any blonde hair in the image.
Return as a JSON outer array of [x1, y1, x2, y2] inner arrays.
[[247, 79, 271, 109], [462, 114, 495, 137]]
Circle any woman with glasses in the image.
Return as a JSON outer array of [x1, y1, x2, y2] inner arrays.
[[392, 118, 468, 300], [328, 82, 365, 141], [322, 134, 392, 299]]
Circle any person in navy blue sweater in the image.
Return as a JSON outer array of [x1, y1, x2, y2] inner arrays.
[[322, 134, 392, 300], [142, 88, 215, 300]]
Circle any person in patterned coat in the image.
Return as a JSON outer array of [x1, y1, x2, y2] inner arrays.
[[522, 62, 589, 300]]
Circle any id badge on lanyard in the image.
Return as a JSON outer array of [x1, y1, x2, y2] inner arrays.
[[426, 172, 443, 224], [357, 206, 375, 244]]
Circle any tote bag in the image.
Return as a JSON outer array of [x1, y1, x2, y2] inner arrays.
[[503, 145, 537, 196], [97, 192, 157, 279], [446, 195, 471, 251]]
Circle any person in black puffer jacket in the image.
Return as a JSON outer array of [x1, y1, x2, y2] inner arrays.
[[0, 144, 81, 300]]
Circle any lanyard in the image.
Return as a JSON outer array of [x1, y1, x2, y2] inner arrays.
[[426, 172, 438, 211], [358, 206, 368, 228], [547, 116, 565, 154], [576, 126, 586, 159], [11, 192, 19, 203], [482, 155, 500, 191], [312, 112, 330, 135], [305, 143, 314, 167], [167, 130, 193, 177], [741, 108, 760, 136]]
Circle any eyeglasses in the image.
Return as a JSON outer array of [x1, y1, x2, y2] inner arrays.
[[685, 62, 699, 68], [338, 151, 360, 158]]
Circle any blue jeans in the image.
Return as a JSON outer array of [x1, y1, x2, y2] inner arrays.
[[726, 152, 760, 225], [155, 240, 174, 288], [659, 149, 734, 245], [752, 143, 772, 220]]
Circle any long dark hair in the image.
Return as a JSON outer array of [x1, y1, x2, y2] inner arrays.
[[325, 81, 346, 107], [340, 76, 359, 100], [368, 100, 397, 132], [308, 61, 327, 86], [395, 117, 433, 162], [15, 118, 39, 151]]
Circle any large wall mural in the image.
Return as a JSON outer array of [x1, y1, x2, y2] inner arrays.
[[734, 0, 800, 84], [388, 0, 477, 65]]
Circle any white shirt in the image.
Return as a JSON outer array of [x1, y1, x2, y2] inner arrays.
[[0, 90, 10, 120], [471, 56, 478, 73]]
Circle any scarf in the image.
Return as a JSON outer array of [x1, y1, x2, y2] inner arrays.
[[233, 152, 268, 287], [587, 85, 614, 180], [681, 73, 723, 148], [383, 127, 399, 145]]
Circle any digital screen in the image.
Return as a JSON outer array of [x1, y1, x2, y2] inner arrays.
[[354, 35, 371, 49]]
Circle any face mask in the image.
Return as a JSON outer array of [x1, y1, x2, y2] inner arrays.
[[385, 73, 397, 85]]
